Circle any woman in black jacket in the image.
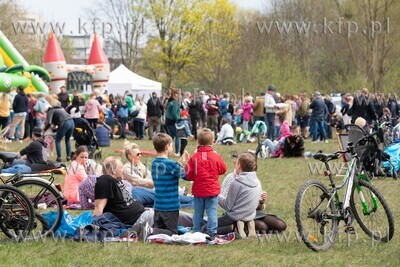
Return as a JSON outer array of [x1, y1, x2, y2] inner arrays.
[[44, 106, 75, 162]]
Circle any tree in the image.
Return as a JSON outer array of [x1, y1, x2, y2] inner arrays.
[[192, 0, 240, 89], [146, 0, 206, 88], [90, 0, 146, 70]]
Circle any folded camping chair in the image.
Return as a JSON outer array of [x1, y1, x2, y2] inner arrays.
[[0, 125, 10, 150]]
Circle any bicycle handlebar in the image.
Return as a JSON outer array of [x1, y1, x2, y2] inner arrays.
[[313, 132, 377, 162]]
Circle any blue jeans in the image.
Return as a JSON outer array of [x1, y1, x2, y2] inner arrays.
[[118, 117, 128, 138], [193, 196, 218, 235], [310, 116, 327, 141], [56, 119, 74, 159], [165, 124, 179, 154], [131, 186, 194, 208], [262, 139, 277, 153], [265, 113, 275, 140]]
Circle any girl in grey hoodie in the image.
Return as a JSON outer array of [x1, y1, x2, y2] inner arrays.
[[217, 153, 262, 234]]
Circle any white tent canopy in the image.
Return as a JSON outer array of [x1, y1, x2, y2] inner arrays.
[[106, 64, 162, 101]]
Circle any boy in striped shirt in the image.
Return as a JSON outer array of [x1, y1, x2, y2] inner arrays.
[[150, 133, 189, 236]]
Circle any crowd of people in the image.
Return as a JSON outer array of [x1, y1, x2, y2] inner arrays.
[[2, 83, 398, 161], [1, 83, 398, 241]]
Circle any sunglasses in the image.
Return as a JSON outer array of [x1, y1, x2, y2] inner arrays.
[[136, 152, 143, 156]]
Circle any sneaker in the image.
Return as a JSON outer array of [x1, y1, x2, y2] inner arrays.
[[260, 145, 266, 159], [120, 222, 143, 239], [174, 153, 180, 157], [324, 140, 329, 143], [66, 157, 71, 162], [56, 157, 62, 162], [311, 140, 320, 143], [139, 222, 152, 242], [265, 148, 271, 159], [4, 139, 12, 143]]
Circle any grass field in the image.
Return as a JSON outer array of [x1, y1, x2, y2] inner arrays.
[[0, 136, 399, 267]]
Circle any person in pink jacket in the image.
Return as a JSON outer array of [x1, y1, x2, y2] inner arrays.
[[241, 96, 254, 131], [84, 93, 103, 129]]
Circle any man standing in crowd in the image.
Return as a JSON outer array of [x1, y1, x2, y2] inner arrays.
[[7, 86, 28, 143], [219, 92, 233, 126], [57, 85, 70, 109], [188, 92, 202, 140], [206, 93, 219, 138], [264, 85, 277, 140], [147, 92, 163, 140], [309, 91, 328, 143]]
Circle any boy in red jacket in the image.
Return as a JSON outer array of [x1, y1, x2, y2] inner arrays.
[[185, 128, 227, 239]]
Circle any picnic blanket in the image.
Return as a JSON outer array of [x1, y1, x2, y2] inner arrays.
[[147, 232, 235, 245]]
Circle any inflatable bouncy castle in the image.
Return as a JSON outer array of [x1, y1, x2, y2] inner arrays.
[[44, 32, 110, 93], [0, 30, 50, 93]]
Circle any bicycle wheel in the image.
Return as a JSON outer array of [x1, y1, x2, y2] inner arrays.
[[350, 179, 395, 242], [0, 185, 35, 241], [295, 180, 338, 251], [14, 178, 63, 238]]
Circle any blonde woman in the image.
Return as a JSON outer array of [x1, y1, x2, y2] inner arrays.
[[0, 93, 10, 130]]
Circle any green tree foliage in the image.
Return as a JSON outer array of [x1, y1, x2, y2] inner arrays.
[[145, 0, 206, 88], [192, 0, 240, 89]]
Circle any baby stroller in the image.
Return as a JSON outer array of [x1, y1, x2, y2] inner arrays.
[[72, 118, 102, 160], [347, 124, 396, 179]]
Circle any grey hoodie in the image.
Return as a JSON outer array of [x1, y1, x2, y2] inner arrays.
[[218, 171, 262, 222]]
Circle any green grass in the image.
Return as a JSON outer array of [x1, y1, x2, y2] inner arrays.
[[1, 137, 399, 267]]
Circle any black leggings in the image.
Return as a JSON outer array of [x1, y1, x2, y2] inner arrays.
[[254, 214, 287, 233], [180, 138, 188, 156], [0, 116, 9, 130]]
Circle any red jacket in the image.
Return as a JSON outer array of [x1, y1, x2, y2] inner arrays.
[[185, 146, 227, 197]]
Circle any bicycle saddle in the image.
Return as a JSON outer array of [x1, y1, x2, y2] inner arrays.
[[0, 152, 18, 162], [313, 153, 338, 162]]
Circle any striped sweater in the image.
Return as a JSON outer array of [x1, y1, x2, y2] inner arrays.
[[151, 157, 186, 211]]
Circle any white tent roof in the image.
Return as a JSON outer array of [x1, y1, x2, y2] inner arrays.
[[106, 64, 162, 100]]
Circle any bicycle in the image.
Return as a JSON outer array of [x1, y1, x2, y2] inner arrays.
[[0, 172, 64, 239], [0, 184, 35, 241], [295, 134, 395, 251]]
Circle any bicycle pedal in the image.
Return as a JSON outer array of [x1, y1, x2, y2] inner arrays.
[[344, 226, 356, 234]]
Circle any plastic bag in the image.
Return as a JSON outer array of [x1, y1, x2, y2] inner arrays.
[[43, 210, 92, 238]]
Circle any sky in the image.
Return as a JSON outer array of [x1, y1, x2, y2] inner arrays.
[[17, 0, 267, 35]]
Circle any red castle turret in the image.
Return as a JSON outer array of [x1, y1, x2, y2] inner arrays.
[[88, 34, 110, 89]]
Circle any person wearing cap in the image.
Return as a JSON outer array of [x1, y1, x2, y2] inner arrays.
[[264, 85, 277, 140], [13, 126, 47, 166], [175, 110, 193, 156], [309, 91, 329, 143]]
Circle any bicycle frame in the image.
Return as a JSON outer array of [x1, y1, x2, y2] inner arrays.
[[321, 152, 379, 221]]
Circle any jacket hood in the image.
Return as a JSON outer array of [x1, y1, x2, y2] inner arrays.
[[235, 171, 260, 188], [37, 138, 47, 148]]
